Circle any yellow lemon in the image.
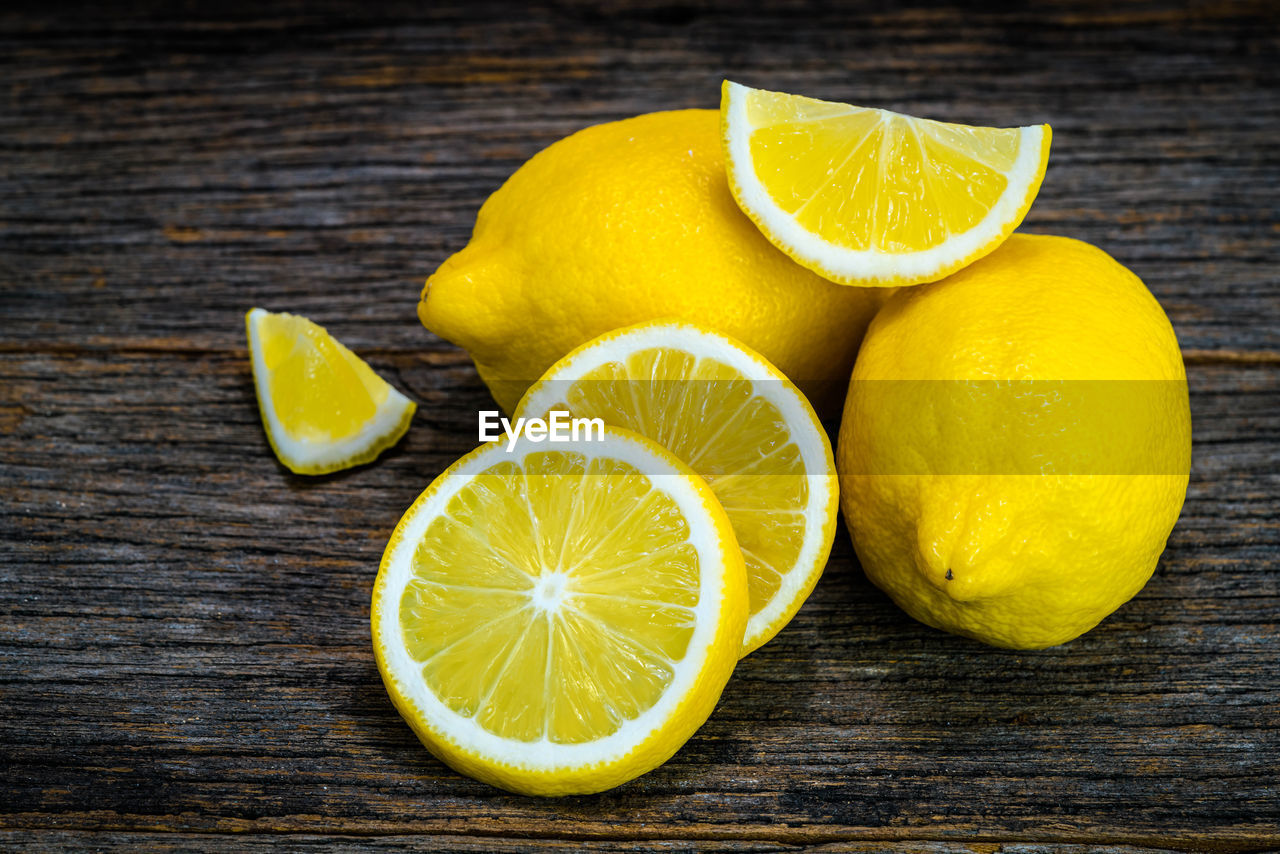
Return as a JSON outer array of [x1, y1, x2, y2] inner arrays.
[[372, 427, 747, 796], [837, 235, 1190, 648], [419, 109, 888, 416], [516, 321, 838, 656], [722, 81, 1051, 287], [246, 308, 415, 475]]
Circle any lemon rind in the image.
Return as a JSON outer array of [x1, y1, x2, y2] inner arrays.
[[721, 80, 1051, 287], [515, 320, 838, 657], [246, 308, 417, 475], [371, 426, 746, 795]]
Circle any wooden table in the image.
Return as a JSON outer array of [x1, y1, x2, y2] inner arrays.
[[3, 1, 1277, 850]]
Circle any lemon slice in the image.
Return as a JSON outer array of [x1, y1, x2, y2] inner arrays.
[[516, 321, 838, 657], [721, 80, 1051, 287], [372, 427, 747, 795], [246, 308, 415, 475]]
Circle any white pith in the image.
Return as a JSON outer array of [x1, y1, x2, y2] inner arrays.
[[516, 322, 837, 653], [722, 80, 1046, 282], [374, 428, 734, 771], [530, 570, 571, 613], [247, 308, 415, 469]]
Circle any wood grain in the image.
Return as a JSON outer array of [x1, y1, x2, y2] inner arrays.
[[2, 0, 1278, 851], [0, 833, 1236, 854]]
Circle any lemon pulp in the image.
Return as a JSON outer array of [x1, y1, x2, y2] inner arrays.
[[516, 321, 838, 656], [401, 452, 702, 743], [246, 308, 415, 474], [722, 81, 1051, 286], [373, 428, 747, 795]]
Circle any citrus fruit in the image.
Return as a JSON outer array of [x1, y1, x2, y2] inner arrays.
[[419, 109, 889, 416], [245, 308, 415, 475], [837, 235, 1190, 648], [371, 427, 748, 796], [721, 80, 1051, 287], [516, 321, 838, 657]]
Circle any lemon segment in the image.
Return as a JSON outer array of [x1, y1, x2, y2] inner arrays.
[[372, 427, 747, 796], [516, 321, 838, 657], [721, 80, 1051, 287], [246, 308, 415, 475]]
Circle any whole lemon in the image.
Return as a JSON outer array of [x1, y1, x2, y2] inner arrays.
[[420, 109, 888, 414], [837, 234, 1190, 649]]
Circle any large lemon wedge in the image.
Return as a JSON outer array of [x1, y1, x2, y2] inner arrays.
[[721, 80, 1051, 287], [516, 321, 838, 657], [371, 427, 747, 796], [246, 308, 415, 475]]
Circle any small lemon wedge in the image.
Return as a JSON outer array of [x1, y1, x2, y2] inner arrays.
[[245, 308, 415, 475], [372, 427, 747, 795], [721, 80, 1051, 287]]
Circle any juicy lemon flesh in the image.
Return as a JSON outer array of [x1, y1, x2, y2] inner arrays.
[[541, 347, 809, 622], [744, 94, 1020, 253], [258, 311, 390, 442], [398, 451, 700, 745]]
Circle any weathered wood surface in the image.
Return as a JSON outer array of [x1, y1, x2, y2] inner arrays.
[[1, 1, 1277, 851]]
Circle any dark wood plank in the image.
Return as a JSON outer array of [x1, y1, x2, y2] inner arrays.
[[1, 351, 1277, 848], [0, 832, 1223, 854], [2, 833, 1244, 854], [0, 1, 1276, 354], [2, 0, 1278, 850]]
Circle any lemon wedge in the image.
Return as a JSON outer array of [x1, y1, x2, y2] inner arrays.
[[245, 308, 415, 475], [372, 427, 747, 795], [721, 80, 1051, 287], [516, 321, 838, 657]]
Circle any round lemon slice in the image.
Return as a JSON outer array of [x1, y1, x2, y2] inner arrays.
[[721, 80, 1051, 287], [515, 321, 838, 657], [372, 427, 747, 796], [246, 308, 415, 475]]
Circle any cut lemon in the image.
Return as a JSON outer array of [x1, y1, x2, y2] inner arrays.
[[721, 80, 1051, 287], [372, 427, 747, 795], [246, 308, 415, 475], [516, 321, 838, 657]]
